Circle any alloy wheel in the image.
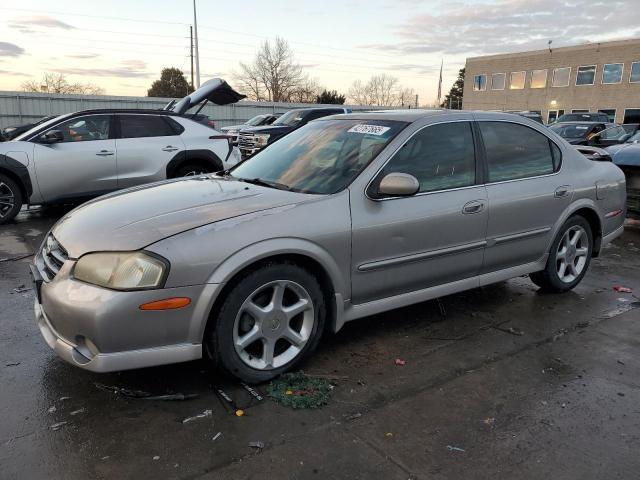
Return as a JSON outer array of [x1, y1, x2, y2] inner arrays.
[[555, 225, 589, 283], [0, 182, 16, 219], [233, 280, 315, 370]]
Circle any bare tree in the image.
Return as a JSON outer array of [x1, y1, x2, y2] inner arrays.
[[234, 37, 306, 102], [21, 72, 104, 95], [287, 77, 322, 103], [348, 74, 414, 107]]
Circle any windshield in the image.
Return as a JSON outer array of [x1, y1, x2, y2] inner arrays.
[[13, 114, 67, 141], [272, 110, 306, 127], [246, 115, 267, 126], [549, 124, 592, 139], [230, 119, 407, 194]]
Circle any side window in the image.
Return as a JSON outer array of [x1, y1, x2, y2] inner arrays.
[[119, 115, 176, 139], [479, 122, 559, 182], [49, 115, 111, 143], [381, 122, 476, 193]]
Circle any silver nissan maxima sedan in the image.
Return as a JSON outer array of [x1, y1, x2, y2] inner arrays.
[[31, 110, 626, 383]]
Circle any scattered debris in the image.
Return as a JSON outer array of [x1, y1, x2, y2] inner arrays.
[[95, 383, 197, 401], [5, 362, 20, 367], [447, 445, 465, 452], [248, 441, 265, 450], [50, 421, 67, 431], [617, 392, 625, 397], [576, 321, 590, 329], [100, 456, 110, 461], [59, 397, 71, 401], [436, 298, 447, 318], [267, 372, 334, 409], [617, 360, 626, 366], [385, 432, 394, 437], [12, 284, 30, 294], [182, 409, 212, 424], [394, 358, 407, 366], [48, 406, 56, 413], [0, 253, 33, 262], [235, 410, 245, 417], [483, 417, 495, 425], [344, 412, 362, 421], [613, 285, 633, 293], [212, 432, 222, 442], [494, 325, 524, 336], [241, 383, 264, 402], [153, 456, 160, 461], [70, 408, 85, 416]]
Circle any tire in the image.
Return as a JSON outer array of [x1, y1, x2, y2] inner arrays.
[[171, 163, 212, 178], [0, 173, 23, 225], [530, 215, 593, 293], [205, 262, 326, 384]]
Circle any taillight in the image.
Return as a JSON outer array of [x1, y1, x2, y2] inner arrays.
[[208, 120, 216, 128]]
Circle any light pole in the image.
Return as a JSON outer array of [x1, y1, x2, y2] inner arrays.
[[193, 0, 201, 89]]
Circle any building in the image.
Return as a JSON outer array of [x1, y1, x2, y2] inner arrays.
[[462, 38, 640, 124]]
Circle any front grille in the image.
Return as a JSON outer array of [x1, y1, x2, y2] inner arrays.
[[238, 133, 258, 149], [37, 234, 68, 282]]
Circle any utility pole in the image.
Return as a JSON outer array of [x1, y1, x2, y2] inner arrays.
[[190, 25, 195, 90], [415, 94, 419, 108], [193, 0, 201, 89]]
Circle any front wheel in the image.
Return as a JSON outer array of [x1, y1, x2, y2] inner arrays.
[[172, 163, 211, 178], [0, 174, 23, 225], [530, 216, 593, 292], [205, 262, 326, 383]]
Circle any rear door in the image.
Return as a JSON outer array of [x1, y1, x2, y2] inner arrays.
[[590, 125, 628, 147], [477, 118, 570, 273], [31, 114, 117, 202], [115, 114, 186, 188]]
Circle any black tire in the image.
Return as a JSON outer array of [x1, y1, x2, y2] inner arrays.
[[205, 261, 326, 384], [0, 173, 23, 225], [171, 163, 211, 178], [530, 215, 593, 293]]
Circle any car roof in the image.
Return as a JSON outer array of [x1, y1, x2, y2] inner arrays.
[[325, 109, 535, 123]]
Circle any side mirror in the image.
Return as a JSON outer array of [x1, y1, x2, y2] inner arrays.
[[377, 172, 420, 197], [40, 130, 64, 144]]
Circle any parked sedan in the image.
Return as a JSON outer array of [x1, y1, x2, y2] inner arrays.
[[606, 131, 640, 217], [31, 110, 626, 383], [549, 122, 629, 146], [221, 113, 282, 144]]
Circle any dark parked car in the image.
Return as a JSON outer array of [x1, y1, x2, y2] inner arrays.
[[505, 111, 544, 124], [549, 122, 629, 146], [1, 116, 57, 141], [238, 107, 351, 158], [606, 131, 640, 217], [556, 112, 610, 123], [221, 113, 282, 145]]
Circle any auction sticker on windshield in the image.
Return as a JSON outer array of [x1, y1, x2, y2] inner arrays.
[[348, 124, 391, 136]]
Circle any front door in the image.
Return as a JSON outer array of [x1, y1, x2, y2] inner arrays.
[[115, 114, 186, 188], [32, 114, 116, 202], [350, 120, 488, 305], [476, 119, 572, 273]]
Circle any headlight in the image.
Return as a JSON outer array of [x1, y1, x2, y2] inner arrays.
[[254, 134, 270, 146], [74, 252, 168, 290], [4, 127, 16, 133]]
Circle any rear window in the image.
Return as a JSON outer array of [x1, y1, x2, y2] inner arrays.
[[549, 123, 593, 139]]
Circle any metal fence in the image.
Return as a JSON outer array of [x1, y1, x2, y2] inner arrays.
[[0, 91, 387, 129]]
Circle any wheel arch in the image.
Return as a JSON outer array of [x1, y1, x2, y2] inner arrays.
[[550, 200, 603, 257], [165, 149, 224, 178], [202, 240, 347, 341], [0, 154, 32, 202]]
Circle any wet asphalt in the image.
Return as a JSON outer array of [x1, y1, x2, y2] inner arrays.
[[1, 206, 639, 480]]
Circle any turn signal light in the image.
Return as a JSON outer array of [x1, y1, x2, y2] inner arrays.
[[139, 297, 191, 310]]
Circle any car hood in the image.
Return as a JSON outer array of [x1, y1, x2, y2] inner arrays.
[[240, 125, 294, 136], [51, 176, 310, 258], [606, 143, 640, 167], [165, 78, 246, 115]]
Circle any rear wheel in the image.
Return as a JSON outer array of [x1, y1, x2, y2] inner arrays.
[[172, 163, 212, 178], [0, 174, 23, 225], [530, 216, 593, 292], [205, 262, 326, 384]]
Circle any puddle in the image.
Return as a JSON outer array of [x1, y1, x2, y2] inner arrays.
[[0, 234, 33, 256]]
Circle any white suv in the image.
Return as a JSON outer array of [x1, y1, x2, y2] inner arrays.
[[0, 79, 245, 224]]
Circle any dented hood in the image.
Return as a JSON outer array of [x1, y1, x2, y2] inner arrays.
[[165, 78, 246, 115], [51, 176, 308, 258]]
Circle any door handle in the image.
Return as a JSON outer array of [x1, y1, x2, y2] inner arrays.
[[462, 200, 485, 214], [96, 150, 114, 156], [162, 146, 179, 152], [555, 185, 571, 198]]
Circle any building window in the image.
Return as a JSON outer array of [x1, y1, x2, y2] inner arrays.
[[576, 65, 596, 86], [602, 64, 623, 84], [572, 109, 589, 113], [552, 67, 571, 87], [630, 62, 640, 83], [473, 74, 487, 91], [510, 71, 526, 89], [624, 108, 640, 124], [548, 109, 566, 124], [599, 109, 616, 122], [491, 73, 506, 90], [530, 70, 547, 88]]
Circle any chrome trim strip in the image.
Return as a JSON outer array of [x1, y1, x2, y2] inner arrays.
[[357, 240, 487, 272], [493, 227, 552, 245]]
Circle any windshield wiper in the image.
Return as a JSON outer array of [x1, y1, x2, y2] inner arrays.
[[238, 177, 292, 191]]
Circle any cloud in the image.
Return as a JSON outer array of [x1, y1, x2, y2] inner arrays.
[[66, 53, 101, 59], [52, 59, 150, 78], [380, 63, 437, 75], [0, 69, 29, 77], [366, 0, 640, 56], [0, 42, 25, 57], [8, 15, 75, 33]]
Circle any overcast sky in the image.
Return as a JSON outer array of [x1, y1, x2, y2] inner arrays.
[[1, 0, 639, 104]]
